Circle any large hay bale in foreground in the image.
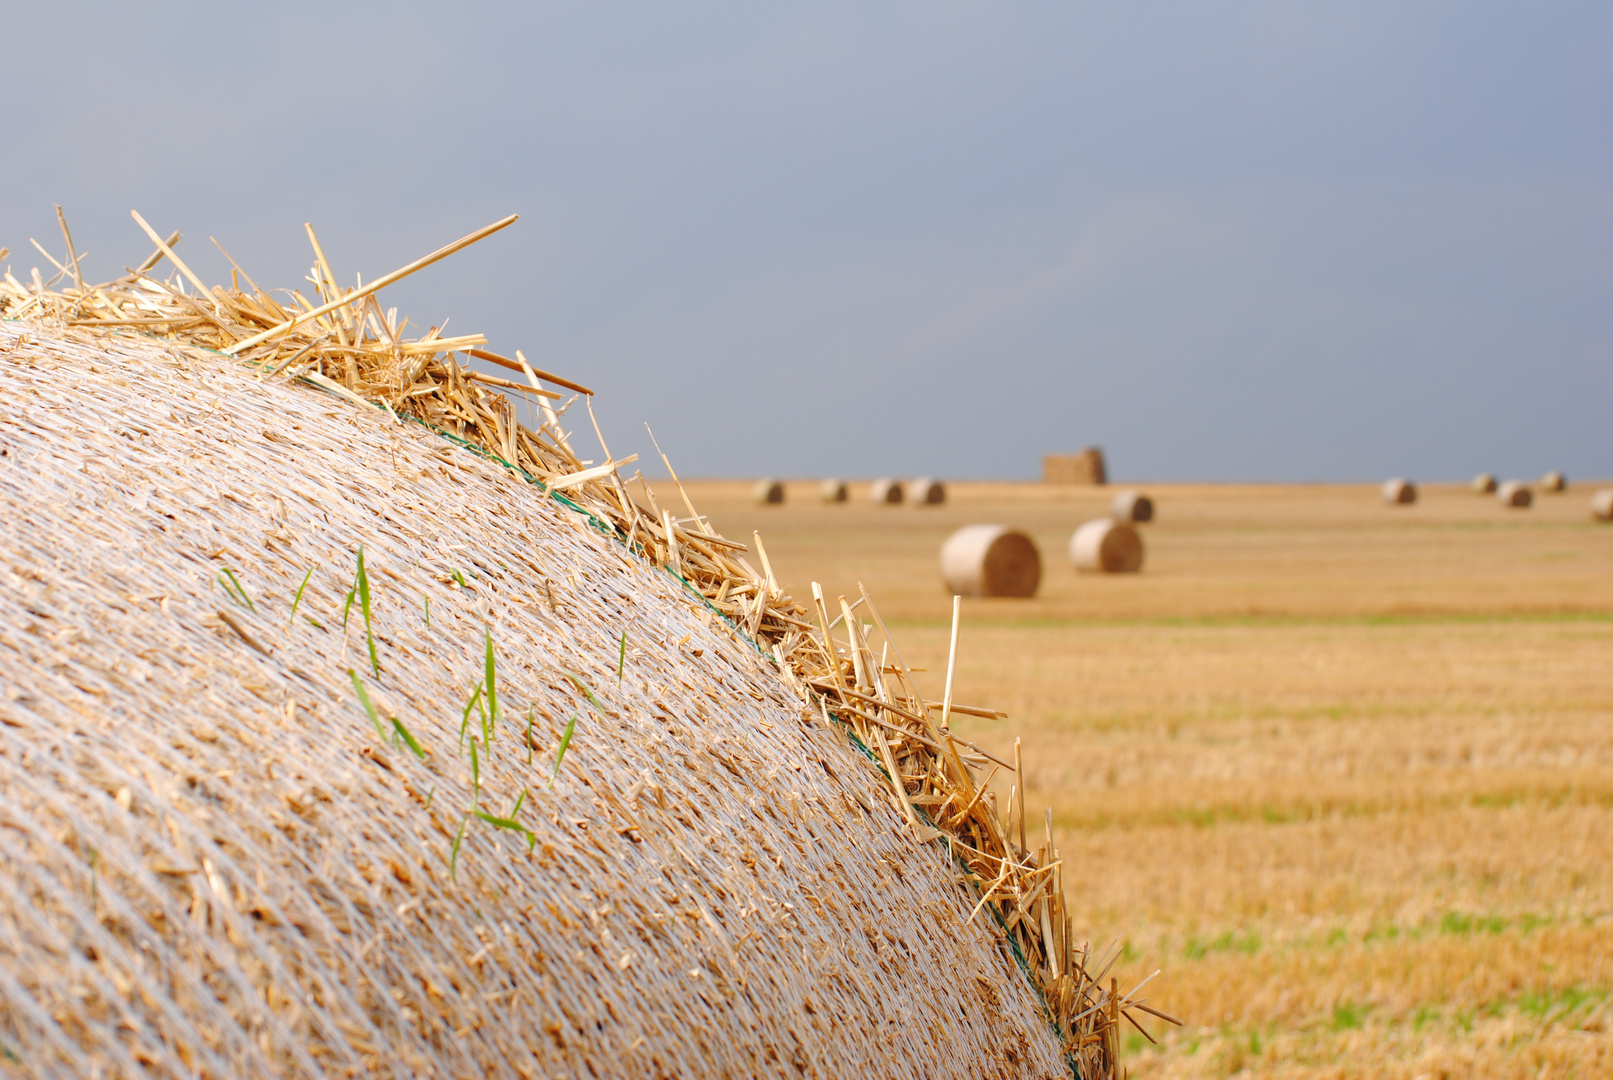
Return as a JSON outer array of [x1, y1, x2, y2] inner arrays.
[[1539, 470, 1567, 493], [1591, 489, 1613, 522], [940, 525, 1042, 597], [818, 478, 848, 503], [869, 478, 904, 505], [909, 477, 946, 506], [1472, 473, 1498, 494], [0, 325, 1073, 1079], [1110, 490, 1154, 523], [752, 477, 785, 504], [1498, 480, 1534, 508], [1069, 519, 1144, 573], [1381, 478, 1417, 505]]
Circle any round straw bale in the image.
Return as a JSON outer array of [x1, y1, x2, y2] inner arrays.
[[1471, 473, 1498, 494], [1381, 478, 1417, 505], [1110, 490, 1154, 523], [869, 477, 904, 504], [1069, 518, 1144, 573], [940, 525, 1041, 597], [0, 322, 1070, 1079], [909, 477, 946, 505], [818, 477, 848, 503], [752, 477, 785, 504], [1539, 470, 1567, 492], [1591, 489, 1613, 521], [1498, 480, 1534, 507]]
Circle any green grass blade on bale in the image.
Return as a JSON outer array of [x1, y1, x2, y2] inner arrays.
[[450, 568, 469, 590], [348, 669, 389, 741], [562, 668, 605, 713], [288, 567, 315, 626], [449, 814, 469, 881], [422, 593, 430, 628], [617, 630, 627, 685], [391, 717, 427, 760], [469, 736, 481, 807], [524, 707, 534, 766], [356, 546, 379, 677], [342, 588, 356, 629], [550, 713, 577, 789], [474, 808, 536, 851], [459, 681, 484, 750], [217, 567, 255, 612], [483, 628, 499, 744]]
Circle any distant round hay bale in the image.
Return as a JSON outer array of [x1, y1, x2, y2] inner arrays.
[[870, 477, 905, 504], [818, 477, 848, 503], [1381, 478, 1417, 505], [1591, 489, 1613, 522], [940, 525, 1041, 597], [1539, 470, 1567, 493], [1110, 490, 1154, 523], [1471, 473, 1498, 494], [0, 323, 1072, 1079], [1498, 480, 1534, 507], [1069, 518, 1144, 573], [909, 477, 946, 505], [752, 478, 785, 505]]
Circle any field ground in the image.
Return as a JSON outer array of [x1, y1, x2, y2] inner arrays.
[[651, 478, 1613, 1079]]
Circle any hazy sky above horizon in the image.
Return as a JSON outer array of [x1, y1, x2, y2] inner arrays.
[[4, 3, 1608, 481]]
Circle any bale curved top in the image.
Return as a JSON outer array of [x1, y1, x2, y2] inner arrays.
[[1, 212, 1167, 1077], [0, 323, 1069, 1078]]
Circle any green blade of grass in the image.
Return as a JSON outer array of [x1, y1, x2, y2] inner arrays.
[[550, 713, 578, 789], [449, 814, 469, 880], [288, 567, 315, 626], [524, 707, 534, 766], [356, 546, 378, 677], [459, 681, 483, 750], [469, 736, 481, 808], [473, 808, 537, 850], [484, 628, 499, 738], [617, 630, 627, 685], [450, 568, 468, 589], [391, 717, 427, 760], [348, 669, 389, 740], [342, 588, 356, 628], [218, 568, 255, 612], [422, 593, 430, 628], [562, 669, 605, 713], [508, 788, 527, 818]]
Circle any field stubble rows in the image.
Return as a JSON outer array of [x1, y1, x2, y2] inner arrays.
[[656, 479, 1613, 1078]]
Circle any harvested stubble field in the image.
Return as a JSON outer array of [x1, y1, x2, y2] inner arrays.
[[653, 479, 1613, 1079]]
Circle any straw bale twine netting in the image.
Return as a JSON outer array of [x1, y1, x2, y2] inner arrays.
[[1538, 470, 1567, 493], [751, 479, 785, 505], [868, 479, 904, 505], [907, 479, 946, 506], [1498, 480, 1534, 508], [0, 212, 1173, 1078], [817, 479, 847, 504], [939, 527, 1041, 599], [1108, 491, 1152, 524], [1590, 489, 1613, 522], [1471, 472, 1498, 494], [1068, 521, 1143, 575], [1380, 478, 1416, 505]]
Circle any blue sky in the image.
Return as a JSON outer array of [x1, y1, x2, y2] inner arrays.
[[3, 3, 1608, 480]]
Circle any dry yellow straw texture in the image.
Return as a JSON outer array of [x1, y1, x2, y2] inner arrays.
[[0, 214, 1169, 1077]]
